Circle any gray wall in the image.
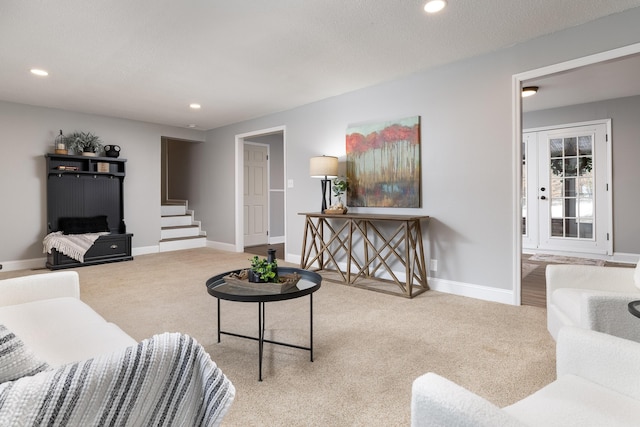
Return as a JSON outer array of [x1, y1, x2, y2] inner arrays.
[[0, 101, 204, 266], [193, 8, 640, 297], [524, 95, 640, 254]]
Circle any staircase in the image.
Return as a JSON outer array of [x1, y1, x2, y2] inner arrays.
[[159, 201, 207, 252]]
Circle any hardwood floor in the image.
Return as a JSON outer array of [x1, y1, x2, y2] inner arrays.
[[521, 256, 551, 308], [521, 254, 634, 308], [244, 243, 285, 260]]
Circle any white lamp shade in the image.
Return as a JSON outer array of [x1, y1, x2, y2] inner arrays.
[[310, 156, 338, 178]]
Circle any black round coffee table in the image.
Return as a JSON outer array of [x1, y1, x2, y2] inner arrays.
[[206, 267, 321, 381], [629, 300, 640, 318]]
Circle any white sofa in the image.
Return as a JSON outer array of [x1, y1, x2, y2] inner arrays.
[[546, 262, 640, 342], [0, 271, 137, 367], [0, 271, 235, 426], [411, 327, 640, 426]]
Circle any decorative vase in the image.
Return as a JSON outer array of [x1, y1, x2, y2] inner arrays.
[[53, 130, 68, 154], [248, 270, 265, 283], [104, 145, 121, 158]]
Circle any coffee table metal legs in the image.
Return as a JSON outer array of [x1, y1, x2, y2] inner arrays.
[[216, 295, 314, 381], [310, 294, 313, 362], [217, 298, 221, 343], [258, 302, 265, 381]]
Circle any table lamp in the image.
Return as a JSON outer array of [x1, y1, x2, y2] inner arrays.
[[309, 155, 338, 212]]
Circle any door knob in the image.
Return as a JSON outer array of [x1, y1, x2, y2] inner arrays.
[[540, 187, 546, 191]]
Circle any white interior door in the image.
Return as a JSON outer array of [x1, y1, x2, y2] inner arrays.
[[243, 143, 269, 247], [523, 121, 611, 255]]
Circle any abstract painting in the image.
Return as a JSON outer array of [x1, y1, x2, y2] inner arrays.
[[346, 116, 421, 207]]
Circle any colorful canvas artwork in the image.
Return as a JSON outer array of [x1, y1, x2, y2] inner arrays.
[[346, 116, 421, 207]]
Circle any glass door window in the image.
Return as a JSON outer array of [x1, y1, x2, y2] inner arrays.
[[549, 135, 594, 240]]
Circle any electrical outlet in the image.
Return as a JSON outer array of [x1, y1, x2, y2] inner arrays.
[[429, 259, 438, 272], [287, 179, 294, 188]]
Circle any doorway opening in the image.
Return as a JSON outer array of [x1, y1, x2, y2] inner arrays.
[[234, 126, 287, 258], [513, 42, 640, 306], [161, 136, 202, 203]]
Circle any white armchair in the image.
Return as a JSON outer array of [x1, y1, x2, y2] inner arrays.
[[411, 327, 640, 427], [546, 262, 640, 342]]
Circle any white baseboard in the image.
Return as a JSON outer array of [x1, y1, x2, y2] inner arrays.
[[611, 252, 640, 264], [282, 255, 515, 305], [269, 236, 285, 245], [427, 277, 515, 305], [285, 253, 302, 265], [207, 240, 239, 252], [0, 257, 47, 272], [132, 246, 159, 256]]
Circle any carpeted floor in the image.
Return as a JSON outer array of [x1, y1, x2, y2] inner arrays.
[[2, 248, 556, 426]]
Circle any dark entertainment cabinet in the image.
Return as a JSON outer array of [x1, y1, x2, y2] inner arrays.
[[45, 154, 133, 269]]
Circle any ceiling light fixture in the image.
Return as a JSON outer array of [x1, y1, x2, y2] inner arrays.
[[521, 86, 539, 97], [187, 124, 197, 128], [30, 68, 49, 77], [424, 0, 447, 13], [189, 103, 201, 109]]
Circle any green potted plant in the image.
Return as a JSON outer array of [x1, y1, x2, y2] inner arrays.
[[248, 255, 278, 283], [327, 177, 348, 213], [64, 131, 103, 156]]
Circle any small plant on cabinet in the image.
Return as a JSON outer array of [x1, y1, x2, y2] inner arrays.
[[64, 131, 103, 156]]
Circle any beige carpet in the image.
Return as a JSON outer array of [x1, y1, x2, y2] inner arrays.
[[2, 248, 556, 426]]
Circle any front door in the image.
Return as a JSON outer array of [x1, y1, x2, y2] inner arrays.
[[243, 143, 269, 247], [523, 121, 611, 255]]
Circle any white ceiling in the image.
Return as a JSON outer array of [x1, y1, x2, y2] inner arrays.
[[2, 0, 640, 130], [522, 53, 640, 112]]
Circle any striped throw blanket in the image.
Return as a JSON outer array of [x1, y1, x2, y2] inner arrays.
[[0, 333, 235, 426]]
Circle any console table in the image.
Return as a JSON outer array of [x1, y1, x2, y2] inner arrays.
[[299, 213, 430, 298]]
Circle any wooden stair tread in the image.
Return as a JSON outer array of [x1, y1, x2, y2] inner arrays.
[[161, 225, 198, 230], [160, 235, 206, 243]]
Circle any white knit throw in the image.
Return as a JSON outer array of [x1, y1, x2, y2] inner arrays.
[[42, 231, 108, 263]]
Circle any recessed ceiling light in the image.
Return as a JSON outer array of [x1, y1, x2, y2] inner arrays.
[[30, 68, 49, 77], [187, 124, 197, 128], [424, 0, 447, 13], [189, 103, 201, 109], [522, 86, 539, 97]]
